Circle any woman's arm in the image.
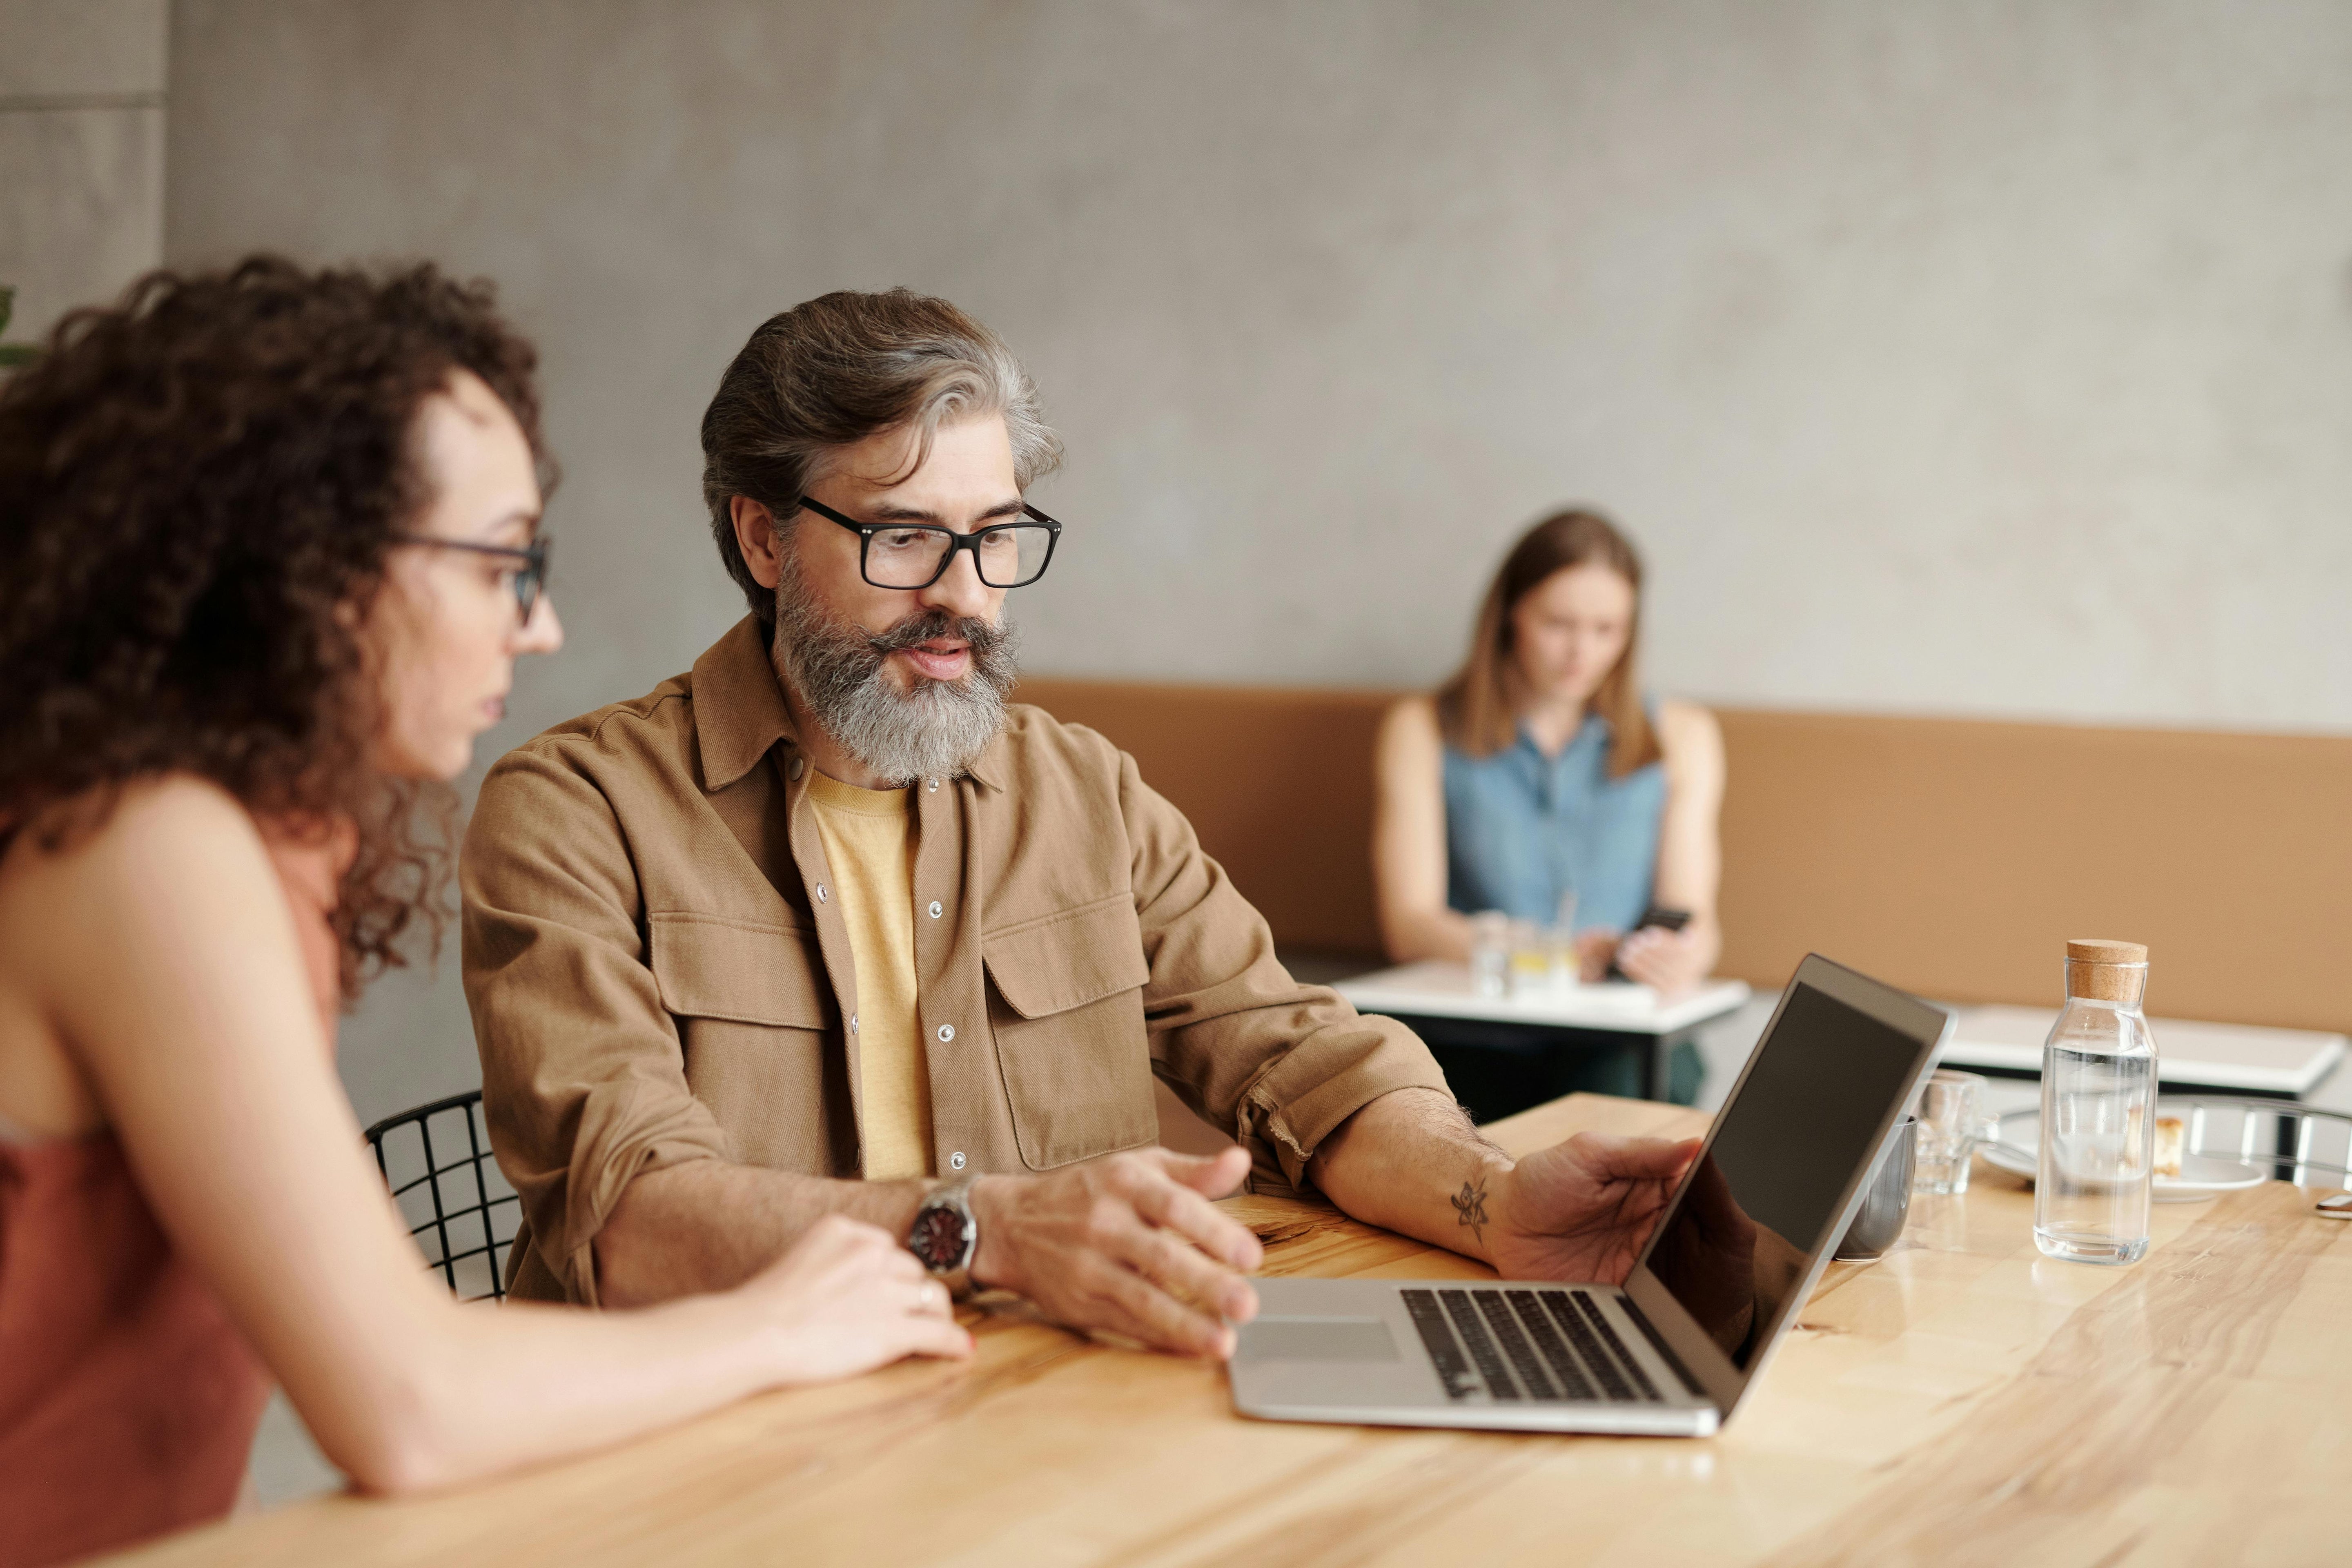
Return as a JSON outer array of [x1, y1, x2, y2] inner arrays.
[[19, 779, 967, 1495], [1371, 697, 1475, 963], [1613, 701, 1725, 995]]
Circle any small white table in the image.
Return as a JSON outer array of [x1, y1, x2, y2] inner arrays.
[[1334, 960, 1751, 1107], [1944, 1004, 2347, 1099]]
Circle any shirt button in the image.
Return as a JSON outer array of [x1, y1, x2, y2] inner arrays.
[[790, 757, 805, 781], [815, 883, 828, 902], [928, 900, 944, 919], [927, 778, 940, 792], [950, 1151, 967, 1171], [849, 1013, 859, 1035], [937, 1024, 955, 1043]]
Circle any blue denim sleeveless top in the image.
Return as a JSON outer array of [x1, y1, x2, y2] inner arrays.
[[1441, 712, 1666, 933]]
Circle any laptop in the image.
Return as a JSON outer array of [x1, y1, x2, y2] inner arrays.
[[1228, 953, 1951, 1436]]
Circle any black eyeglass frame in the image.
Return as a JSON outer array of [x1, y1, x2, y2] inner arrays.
[[393, 533, 552, 623], [795, 496, 1062, 590]]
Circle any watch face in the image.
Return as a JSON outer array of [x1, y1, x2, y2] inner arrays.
[[911, 1204, 970, 1271]]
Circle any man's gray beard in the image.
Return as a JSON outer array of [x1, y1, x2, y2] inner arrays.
[[769, 556, 1021, 787]]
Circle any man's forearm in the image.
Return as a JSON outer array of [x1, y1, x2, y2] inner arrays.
[[1307, 1087, 1515, 1266], [594, 1162, 930, 1307]]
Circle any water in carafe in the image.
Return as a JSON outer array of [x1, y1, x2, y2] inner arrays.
[[2034, 939, 2156, 1265]]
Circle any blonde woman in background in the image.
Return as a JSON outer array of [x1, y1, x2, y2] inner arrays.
[[1372, 509, 1724, 1100]]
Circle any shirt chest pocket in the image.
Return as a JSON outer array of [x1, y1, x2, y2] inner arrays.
[[647, 913, 851, 1175], [982, 893, 1157, 1171]]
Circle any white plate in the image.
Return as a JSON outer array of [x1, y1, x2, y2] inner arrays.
[[1981, 1107, 2270, 1201]]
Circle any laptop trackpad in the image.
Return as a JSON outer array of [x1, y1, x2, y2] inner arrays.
[[1242, 1317, 1399, 1361]]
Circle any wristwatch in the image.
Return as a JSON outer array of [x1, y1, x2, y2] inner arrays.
[[907, 1174, 980, 1296]]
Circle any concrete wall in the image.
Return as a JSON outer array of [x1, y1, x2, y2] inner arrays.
[[158, 0, 2352, 1120], [0, 0, 167, 342]]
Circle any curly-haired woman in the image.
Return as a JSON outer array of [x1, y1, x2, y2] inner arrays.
[[0, 259, 969, 1566]]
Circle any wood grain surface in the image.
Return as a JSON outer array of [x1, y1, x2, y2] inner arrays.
[[107, 1094, 2352, 1567]]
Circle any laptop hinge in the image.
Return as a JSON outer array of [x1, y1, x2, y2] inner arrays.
[[1623, 1300, 1707, 1401]]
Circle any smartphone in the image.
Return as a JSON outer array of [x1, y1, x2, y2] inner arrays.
[[1605, 906, 1692, 981]]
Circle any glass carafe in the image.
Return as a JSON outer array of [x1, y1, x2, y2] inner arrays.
[[2034, 939, 2156, 1265]]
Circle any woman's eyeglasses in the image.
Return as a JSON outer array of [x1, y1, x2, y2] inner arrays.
[[796, 496, 1060, 590], [393, 533, 552, 623]]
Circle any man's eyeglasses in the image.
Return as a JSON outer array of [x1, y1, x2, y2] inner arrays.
[[796, 496, 1061, 590], [393, 533, 553, 623]]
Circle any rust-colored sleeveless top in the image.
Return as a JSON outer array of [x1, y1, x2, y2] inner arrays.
[[0, 821, 349, 1568]]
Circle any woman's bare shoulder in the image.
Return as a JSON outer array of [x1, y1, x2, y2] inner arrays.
[[1380, 693, 1441, 740], [1653, 702, 1724, 789], [1376, 694, 1443, 766], [1654, 699, 1721, 753], [2, 775, 267, 912], [0, 778, 268, 1133]]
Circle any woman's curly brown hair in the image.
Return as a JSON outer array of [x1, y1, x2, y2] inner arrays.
[[0, 255, 546, 1001]]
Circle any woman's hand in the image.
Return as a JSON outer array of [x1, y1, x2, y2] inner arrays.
[[1575, 929, 1621, 983], [1612, 923, 1712, 996], [739, 1214, 973, 1385]]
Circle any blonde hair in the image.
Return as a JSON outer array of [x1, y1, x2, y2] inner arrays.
[[1435, 508, 1660, 778]]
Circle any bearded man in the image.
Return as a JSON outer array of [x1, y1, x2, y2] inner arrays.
[[463, 289, 1697, 1355]]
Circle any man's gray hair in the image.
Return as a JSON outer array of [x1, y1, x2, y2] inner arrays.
[[700, 288, 1064, 625]]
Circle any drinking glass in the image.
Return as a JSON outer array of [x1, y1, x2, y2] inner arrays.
[[1469, 911, 1510, 998], [1506, 918, 1551, 996], [1542, 924, 1580, 991], [1546, 888, 1581, 991], [1913, 1069, 1995, 1195]]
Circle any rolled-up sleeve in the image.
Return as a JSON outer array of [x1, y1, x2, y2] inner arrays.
[[461, 742, 730, 1305], [1119, 751, 1450, 1193]]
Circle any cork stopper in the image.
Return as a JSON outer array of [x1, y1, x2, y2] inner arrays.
[[2065, 938, 2149, 1003]]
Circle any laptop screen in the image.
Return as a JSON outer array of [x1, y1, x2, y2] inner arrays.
[[1640, 978, 1927, 1370]]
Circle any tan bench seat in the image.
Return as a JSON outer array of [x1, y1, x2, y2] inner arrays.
[[1015, 679, 2352, 1035]]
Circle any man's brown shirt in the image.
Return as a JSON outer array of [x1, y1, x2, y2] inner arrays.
[[461, 616, 1448, 1304]]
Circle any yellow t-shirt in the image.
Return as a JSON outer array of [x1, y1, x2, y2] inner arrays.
[[803, 771, 934, 1180]]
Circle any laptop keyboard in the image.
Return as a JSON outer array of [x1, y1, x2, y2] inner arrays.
[[1437, 1289, 1520, 1399], [1399, 1287, 1670, 1404], [1505, 1291, 1596, 1401]]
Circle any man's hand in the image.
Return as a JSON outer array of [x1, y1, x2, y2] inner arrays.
[[1485, 1132, 1702, 1285], [968, 1146, 1264, 1359]]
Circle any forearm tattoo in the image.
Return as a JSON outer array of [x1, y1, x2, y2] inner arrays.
[[1451, 1173, 1491, 1243]]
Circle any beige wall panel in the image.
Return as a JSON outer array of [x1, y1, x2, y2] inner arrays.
[[163, 0, 2352, 734], [0, 0, 167, 98], [0, 0, 165, 339], [0, 105, 165, 337]]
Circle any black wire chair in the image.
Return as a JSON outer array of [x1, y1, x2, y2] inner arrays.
[[362, 1089, 519, 1303]]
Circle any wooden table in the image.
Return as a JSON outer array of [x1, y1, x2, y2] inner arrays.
[[118, 1094, 2352, 1566]]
